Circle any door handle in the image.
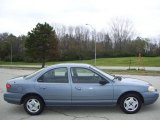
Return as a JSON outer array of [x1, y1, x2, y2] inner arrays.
[[75, 86, 81, 90], [39, 87, 46, 90]]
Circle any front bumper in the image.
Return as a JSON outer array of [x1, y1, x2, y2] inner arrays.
[[3, 92, 23, 105], [142, 91, 159, 105]]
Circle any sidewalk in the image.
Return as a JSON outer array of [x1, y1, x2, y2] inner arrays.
[[0, 65, 41, 69], [98, 66, 160, 71]]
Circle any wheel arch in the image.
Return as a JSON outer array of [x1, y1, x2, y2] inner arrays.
[[21, 93, 45, 105], [117, 91, 144, 104]]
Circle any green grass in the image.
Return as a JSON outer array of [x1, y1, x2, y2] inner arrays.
[[0, 57, 160, 66], [92, 57, 160, 66]]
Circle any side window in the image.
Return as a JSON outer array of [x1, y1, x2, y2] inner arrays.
[[38, 67, 68, 83], [71, 67, 103, 83]]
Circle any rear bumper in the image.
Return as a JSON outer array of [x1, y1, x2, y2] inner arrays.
[[3, 92, 23, 105], [142, 91, 159, 105]]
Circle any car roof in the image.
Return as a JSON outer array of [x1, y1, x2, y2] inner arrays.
[[46, 63, 92, 69]]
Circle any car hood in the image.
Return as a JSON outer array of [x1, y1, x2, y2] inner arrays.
[[118, 77, 150, 86]]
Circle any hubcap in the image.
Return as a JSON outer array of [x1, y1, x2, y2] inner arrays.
[[26, 99, 40, 113], [124, 97, 139, 112]]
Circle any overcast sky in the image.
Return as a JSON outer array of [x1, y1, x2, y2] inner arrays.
[[0, 0, 160, 39]]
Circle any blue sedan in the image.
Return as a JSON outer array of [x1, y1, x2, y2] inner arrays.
[[4, 63, 159, 115]]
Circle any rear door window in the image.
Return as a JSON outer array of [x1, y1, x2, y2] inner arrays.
[[38, 67, 68, 83]]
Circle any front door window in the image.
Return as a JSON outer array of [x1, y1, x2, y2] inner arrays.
[[71, 67, 103, 83]]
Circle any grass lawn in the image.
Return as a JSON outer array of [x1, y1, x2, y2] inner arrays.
[[0, 57, 160, 66]]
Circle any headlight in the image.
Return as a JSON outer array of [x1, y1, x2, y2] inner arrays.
[[148, 86, 156, 92]]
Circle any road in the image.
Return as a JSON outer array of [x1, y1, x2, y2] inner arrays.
[[1, 65, 160, 71], [0, 68, 159, 120]]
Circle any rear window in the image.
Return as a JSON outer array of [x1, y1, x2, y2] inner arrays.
[[24, 68, 45, 79]]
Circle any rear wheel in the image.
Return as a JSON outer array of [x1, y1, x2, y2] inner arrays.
[[23, 96, 44, 115], [119, 94, 142, 114]]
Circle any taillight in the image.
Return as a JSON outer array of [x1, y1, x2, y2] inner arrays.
[[6, 83, 11, 89]]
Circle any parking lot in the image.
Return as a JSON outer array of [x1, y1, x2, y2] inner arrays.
[[0, 68, 159, 120]]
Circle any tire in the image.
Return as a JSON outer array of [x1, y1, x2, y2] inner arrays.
[[119, 93, 142, 114], [23, 96, 44, 115]]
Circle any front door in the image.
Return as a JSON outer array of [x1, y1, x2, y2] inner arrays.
[[35, 67, 71, 105], [71, 67, 114, 105]]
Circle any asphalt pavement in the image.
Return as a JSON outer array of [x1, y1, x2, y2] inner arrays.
[[1, 65, 160, 71], [0, 68, 160, 120]]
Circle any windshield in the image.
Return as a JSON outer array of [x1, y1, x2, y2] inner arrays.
[[90, 66, 114, 80], [24, 68, 45, 79]]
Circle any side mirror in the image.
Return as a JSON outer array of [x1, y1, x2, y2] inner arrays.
[[99, 80, 108, 85], [115, 76, 122, 81]]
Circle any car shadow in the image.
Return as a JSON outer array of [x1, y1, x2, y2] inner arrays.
[[8, 103, 159, 115], [140, 104, 159, 113], [43, 106, 120, 117]]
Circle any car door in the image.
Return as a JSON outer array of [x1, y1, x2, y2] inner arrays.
[[71, 67, 114, 105], [35, 67, 71, 105]]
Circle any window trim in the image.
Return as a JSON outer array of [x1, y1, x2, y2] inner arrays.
[[37, 67, 69, 83]]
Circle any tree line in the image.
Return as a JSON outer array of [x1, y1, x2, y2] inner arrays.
[[0, 19, 160, 65]]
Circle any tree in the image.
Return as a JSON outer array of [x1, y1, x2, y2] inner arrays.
[[25, 22, 58, 68], [109, 18, 135, 55], [0, 33, 17, 61]]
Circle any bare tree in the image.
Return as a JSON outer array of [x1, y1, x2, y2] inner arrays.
[[109, 17, 135, 54]]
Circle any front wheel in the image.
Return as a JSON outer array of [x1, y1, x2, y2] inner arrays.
[[23, 96, 44, 115], [119, 94, 142, 114]]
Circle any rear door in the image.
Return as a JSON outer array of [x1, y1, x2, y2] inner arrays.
[[35, 67, 71, 105], [71, 67, 114, 105]]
